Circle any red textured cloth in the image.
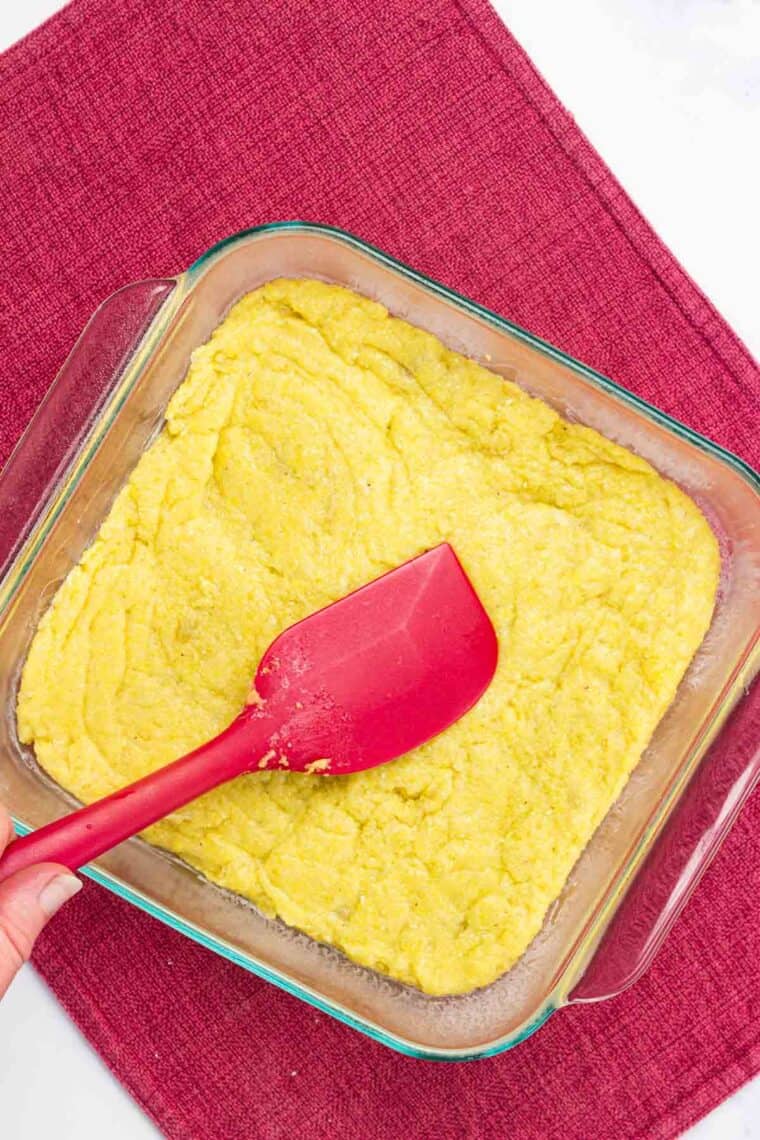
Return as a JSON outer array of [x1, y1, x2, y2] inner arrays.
[[2, 1, 759, 1137]]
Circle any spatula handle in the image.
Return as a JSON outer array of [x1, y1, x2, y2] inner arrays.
[[0, 708, 278, 882]]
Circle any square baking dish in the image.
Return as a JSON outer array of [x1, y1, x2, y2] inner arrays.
[[0, 222, 757, 1059]]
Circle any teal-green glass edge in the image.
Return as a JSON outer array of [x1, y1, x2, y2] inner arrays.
[[7, 220, 758, 1062]]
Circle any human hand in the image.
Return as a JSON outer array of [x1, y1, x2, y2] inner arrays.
[[0, 802, 81, 999]]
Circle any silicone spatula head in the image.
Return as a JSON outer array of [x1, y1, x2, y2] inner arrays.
[[253, 543, 499, 774]]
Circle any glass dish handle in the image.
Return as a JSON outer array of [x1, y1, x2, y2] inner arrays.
[[0, 279, 176, 581], [569, 679, 760, 1002]]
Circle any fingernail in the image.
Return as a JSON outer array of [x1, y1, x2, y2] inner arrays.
[[38, 874, 83, 918]]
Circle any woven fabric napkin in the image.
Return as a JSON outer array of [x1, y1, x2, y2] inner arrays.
[[1, 2, 758, 1137]]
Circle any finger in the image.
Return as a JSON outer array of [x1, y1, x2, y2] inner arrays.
[[0, 863, 82, 999], [0, 803, 13, 854]]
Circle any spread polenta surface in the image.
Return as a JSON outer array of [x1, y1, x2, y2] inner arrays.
[[18, 279, 719, 995]]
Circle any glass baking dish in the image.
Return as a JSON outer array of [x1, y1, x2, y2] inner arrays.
[[0, 222, 757, 1060]]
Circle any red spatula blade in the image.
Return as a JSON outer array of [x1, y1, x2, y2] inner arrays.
[[254, 543, 498, 773]]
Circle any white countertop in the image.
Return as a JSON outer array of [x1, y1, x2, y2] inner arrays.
[[0, 2, 757, 1137]]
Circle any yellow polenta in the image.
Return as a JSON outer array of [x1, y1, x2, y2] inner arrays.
[[17, 279, 719, 995]]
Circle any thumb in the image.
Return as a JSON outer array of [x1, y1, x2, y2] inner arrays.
[[0, 864, 82, 999]]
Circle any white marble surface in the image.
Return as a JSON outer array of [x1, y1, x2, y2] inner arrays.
[[0, 2, 757, 1138]]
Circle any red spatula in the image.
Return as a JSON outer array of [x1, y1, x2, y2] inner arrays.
[[0, 544, 497, 881]]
